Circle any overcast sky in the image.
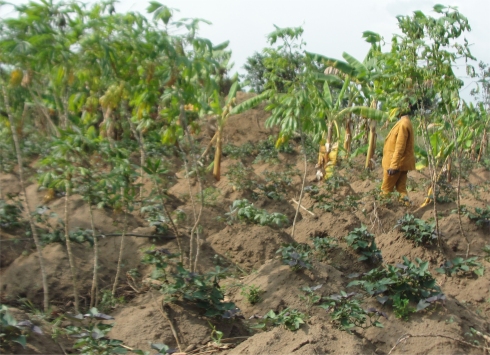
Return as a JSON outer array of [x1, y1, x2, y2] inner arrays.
[[3, 0, 489, 101]]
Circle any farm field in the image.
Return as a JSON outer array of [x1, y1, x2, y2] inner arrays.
[[1, 1, 490, 355]]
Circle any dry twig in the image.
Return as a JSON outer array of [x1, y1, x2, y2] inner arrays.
[[291, 199, 315, 216], [388, 333, 489, 355]]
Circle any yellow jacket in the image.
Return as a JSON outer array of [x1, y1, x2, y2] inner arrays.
[[382, 116, 416, 171]]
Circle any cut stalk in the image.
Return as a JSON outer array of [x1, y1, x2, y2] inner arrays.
[[89, 204, 99, 308], [64, 186, 80, 313], [365, 119, 377, 170], [112, 210, 128, 296]]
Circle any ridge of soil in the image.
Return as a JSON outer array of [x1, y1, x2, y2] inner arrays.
[[1, 91, 489, 354]]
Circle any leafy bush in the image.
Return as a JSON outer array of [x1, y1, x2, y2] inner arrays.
[[142, 247, 237, 318], [348, 257, 444, 312], [241, 285, 263, 305], [257, 166, 299, 200], [222, 142, 255, 159], [140, 203, 171, 234], [436, 257, 484, 277], [64, 308, 161, 355], [277, 243, 312, 271], [392, 294, 416, 320], [394, 214, 437, 246], [311, 235, 338, 261], [227, 199, 289, 227], [162, 265, 237, 318], [462, 206, 490, 229], [320, 291, 385, 331], [483, 245, 490, 262], [225, 162, 256, 191], [0, 304, 43, 350], [299, 285, 322, 313], [324, 175, 348, 192], [0, 197, 24, 230], [255, 308, 306, 331], [345, 225, 382, 263], [253, 136, 295, 164]]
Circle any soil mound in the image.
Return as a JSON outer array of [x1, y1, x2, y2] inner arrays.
[[108, 291, 246, 352], [0, 234, 150, 305], [207, 225, 294, 270]]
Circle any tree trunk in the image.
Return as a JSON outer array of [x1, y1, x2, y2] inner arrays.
[[365, 119, 377, 170], [291, 130, 308, 238], [112, 211, 128, 296], [64, 187, 80, 313], [344, 115, 352, 156], [3, 86, 50, 312], [477, 129, 487, 163], [212, 126, 223, 181], [89, 204, 99, 308]]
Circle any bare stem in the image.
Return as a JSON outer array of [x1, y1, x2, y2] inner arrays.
[[89, 204, 99, 308], [3, 86, 50, 312], [64, 188, 80, 313], [112, 210, 128, 296]]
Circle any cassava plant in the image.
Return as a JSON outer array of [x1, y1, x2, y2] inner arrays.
[[1, 81, 50, 312]]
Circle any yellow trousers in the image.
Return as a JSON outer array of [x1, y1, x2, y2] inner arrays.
[[381, 170, 408, 199]]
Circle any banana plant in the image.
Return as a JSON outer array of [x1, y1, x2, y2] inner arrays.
[[306, 51, 387, 177], [208, 81, 239, 181]]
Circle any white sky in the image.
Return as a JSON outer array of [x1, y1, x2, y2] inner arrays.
[[3, 0, 489, 101]]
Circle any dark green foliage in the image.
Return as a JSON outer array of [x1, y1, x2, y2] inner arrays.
[[277, 243, 312, 271], [254, 308, 306, 331], [64, 308, 128, 355], [257, 166, 300, 200], [483, 245, 490, 262], [243, 52, 268, 93], [253, 136, 295, 164], [226, 199, 289, 227], [461, 206, 490, 229], [345, 225, 382, 263], [435, 181, 455, 203], [348, 257, 444, 312], [222, 142, 255, 159], [142, 247, 236, 318], [436, 257, 484, 277], [0, 197, 24, 230], [140, 203, 171, 234], [162, 265, 236, 318], [320, 291, 385, 331], [394, 214, 437, 246], [311, 235, 338, 261], [224, 162, 256, 191], [0, 304, 43, 350]]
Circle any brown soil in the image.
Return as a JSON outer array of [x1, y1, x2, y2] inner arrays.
[[1, 92, 489, 354]]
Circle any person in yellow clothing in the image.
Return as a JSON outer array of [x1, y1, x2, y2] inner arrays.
[[381, 112, 416, 202]]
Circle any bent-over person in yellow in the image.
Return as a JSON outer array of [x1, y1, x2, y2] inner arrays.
[[381, 115, 416, 201]]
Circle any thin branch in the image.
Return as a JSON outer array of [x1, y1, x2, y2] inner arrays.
[[388, 333, 489, 355]]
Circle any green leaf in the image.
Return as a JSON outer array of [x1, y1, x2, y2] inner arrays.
[[433, 4, 446, 13], [213, 41, 229, 51], [13, 335, 27, 348], [306, 52, 355, 77], [226, 81, 239, 106], [323, 81, 332, 107], [230, 90, 271, 115], [340, 106, 387, 121], [342, 52, 368, 79]]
